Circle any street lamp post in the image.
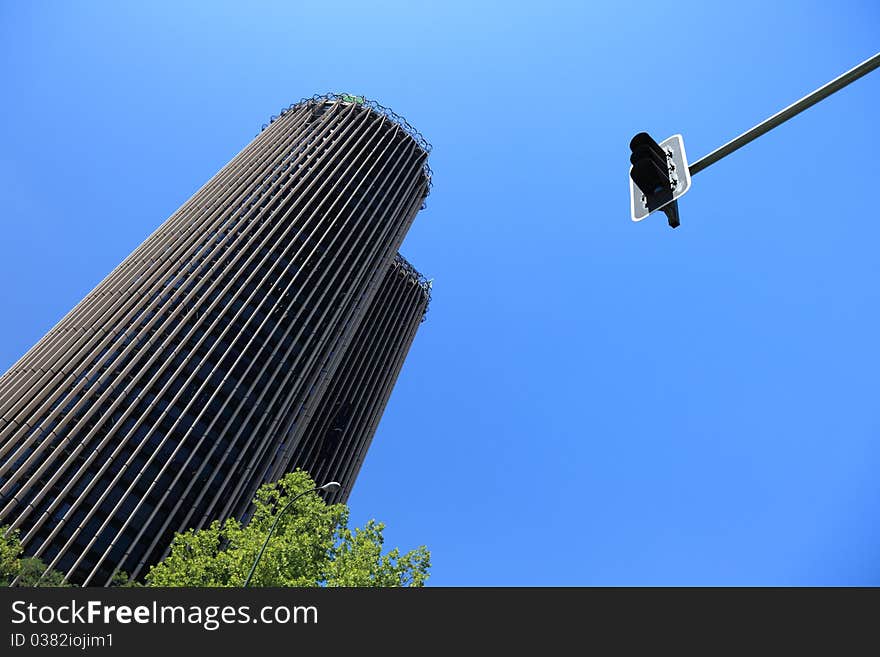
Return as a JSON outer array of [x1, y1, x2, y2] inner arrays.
[[242, 480, 341, 587]]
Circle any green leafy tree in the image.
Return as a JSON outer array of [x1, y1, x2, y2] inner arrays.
[[16, 558, 71, 587], [0, 527, 21, 584], [1, 527, 71, 587], [146, 470, 430, 587], [110, 570, 141, 587]]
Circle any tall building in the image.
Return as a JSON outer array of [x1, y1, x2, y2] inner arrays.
[[0, 94, 432, 585], [283, 254, 430, 506]]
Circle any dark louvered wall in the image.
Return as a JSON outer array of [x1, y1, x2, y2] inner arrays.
[[278, 254, 430, 508], [0, 97, 431, 585]]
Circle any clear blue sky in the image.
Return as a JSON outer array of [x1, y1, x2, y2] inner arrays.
[[1, 2, 878, 585]]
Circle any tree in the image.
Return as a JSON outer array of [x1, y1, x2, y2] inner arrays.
[[145, 470, 430, 587], [0, 527, 21, 584], [16, 558, 71, 587], [0, 527, 71, 587]]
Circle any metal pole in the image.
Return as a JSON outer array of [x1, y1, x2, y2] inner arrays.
[[689, 51, 880, 176], [243, 486, 321, 587]]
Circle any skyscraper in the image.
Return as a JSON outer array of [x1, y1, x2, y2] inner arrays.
[[0, 94, 432, 585]]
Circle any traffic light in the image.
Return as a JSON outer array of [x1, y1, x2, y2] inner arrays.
[[630, 132, 670, 196], [628, 133, 691, 228]]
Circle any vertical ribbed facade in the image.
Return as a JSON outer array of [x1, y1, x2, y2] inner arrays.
[[286, 254, 430, 506], [0, 95, 432, 585]]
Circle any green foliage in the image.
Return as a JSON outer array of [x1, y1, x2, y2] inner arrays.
[[327, 520, 431, 587], [146, 470, 430, 587], [110, 570, 141, 587], [340, 93, 366, 104], [0, 527, 71, 587], [16, 558, 71, 587], [0, 527, 22, 585]]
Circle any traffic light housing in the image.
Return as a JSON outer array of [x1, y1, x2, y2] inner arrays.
[[630, 132, 670, 196], [629, 133, 691, 228]]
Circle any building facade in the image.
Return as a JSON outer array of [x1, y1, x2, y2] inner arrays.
[[284, 254, 430, 507], [0, 95, 432, 585]]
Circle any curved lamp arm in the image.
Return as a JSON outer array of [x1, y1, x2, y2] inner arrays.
[[243, 480, 341, 587]]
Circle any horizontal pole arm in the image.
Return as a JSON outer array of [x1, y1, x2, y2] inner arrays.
[[689, 51, 880, 176]]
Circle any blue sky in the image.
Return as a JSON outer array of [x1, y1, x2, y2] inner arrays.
[[1, 1, 878, 585]]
